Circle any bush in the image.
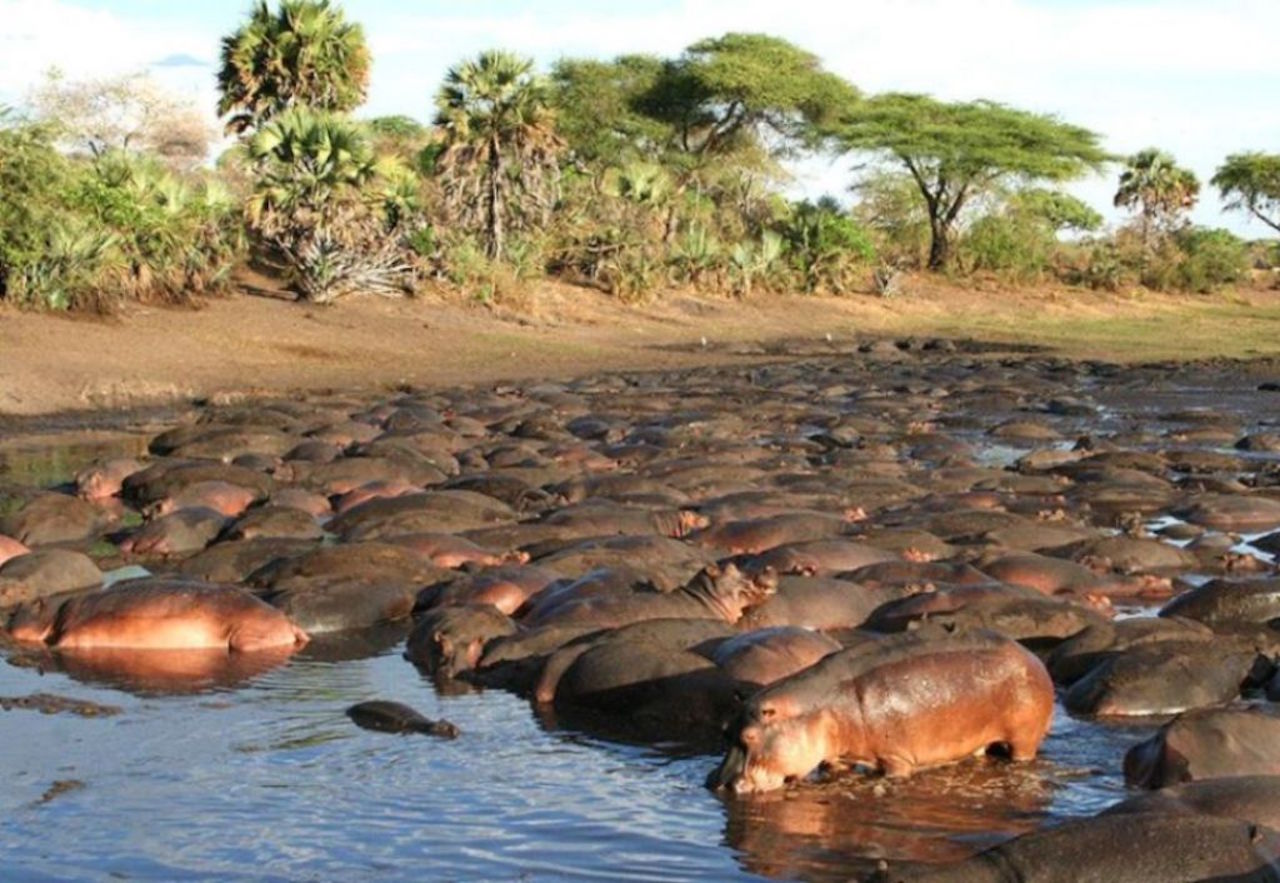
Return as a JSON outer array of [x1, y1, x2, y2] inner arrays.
[[956, 213, 1054, 281], [1173, 227, 1249, 292], [780, 199, 875, 294]]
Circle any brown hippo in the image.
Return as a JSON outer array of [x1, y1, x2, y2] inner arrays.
[[346, 700, 459, 739], [689, 513, 849, 556], [707, 627, 843, 688], [520, 564, 776, 632], [405, 605, 518, 678], [331, 480, 421, 516], [736, 575, 909, 632], [1102, 776, 1280, 831], [388, 532, 525, 569], [218, 506, 325, 542], [977, 551, 1170, 602], [149, 480, 260, 519], [0, 492, 111, 547], [708, 630, 1054, 792], [415, 564, 559, 616], [1175, 493, 1280, 532], [75, 458, 145, 500], [883, 812, 1280, 882], [751, 539, 899, 576], [1063, 641, 1267, 717], [864, 584, 1109, 645], [0, 549, 102, 607], [8, 578, 308, 651], [119, 508, 228, 557], [1045, 617, 1217, 686], [121, 460, 273, 508], [1124, 706, 1280, 788], [177, 537, 321, 583], [263, 488, 333, 518], [0, 534, 29, 567], [1159, 577, 1280, 628]]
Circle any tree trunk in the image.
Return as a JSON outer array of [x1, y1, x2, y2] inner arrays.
[[927, 218, 950, 271], [486, 139, 503, 262]]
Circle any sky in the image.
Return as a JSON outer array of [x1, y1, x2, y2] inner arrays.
[[2, 0, 1277, 236]]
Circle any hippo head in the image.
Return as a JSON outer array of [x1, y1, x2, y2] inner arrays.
[[707, 693, 831, 794], [6, 597, 57, 644], [688, 564, 778, 623]]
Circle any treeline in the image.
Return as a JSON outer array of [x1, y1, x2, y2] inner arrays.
[[1, 0, 1278, 311]]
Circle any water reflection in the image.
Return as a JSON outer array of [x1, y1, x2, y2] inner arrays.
[[720, 761, 1053, 880], [36, 645, 298, 695]]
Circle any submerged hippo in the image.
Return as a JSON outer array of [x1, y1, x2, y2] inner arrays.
[[8, 578, 309, 652], [708, 629, 1054, 793]]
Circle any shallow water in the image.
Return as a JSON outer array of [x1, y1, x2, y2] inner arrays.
[[3, 362, 1272, 881], [0, 629, 1149, 883]]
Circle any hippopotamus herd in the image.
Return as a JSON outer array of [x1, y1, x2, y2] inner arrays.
[[4, 341, 1280, 880]]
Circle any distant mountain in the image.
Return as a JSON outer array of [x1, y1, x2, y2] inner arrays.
[[152, 53, 208, 68]]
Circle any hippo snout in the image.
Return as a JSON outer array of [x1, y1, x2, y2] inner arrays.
[[706, 742, 747, 791]]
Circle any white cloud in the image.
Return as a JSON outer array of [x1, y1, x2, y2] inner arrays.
[[2, 0, 1277, 234]]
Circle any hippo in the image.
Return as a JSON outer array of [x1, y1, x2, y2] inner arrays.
[[1124, 706, 1280, 788], [689, 513, 849, 555], [520, 564, 776, 632], [1102, 775, 1280, 831], [1159, 577, 1280, 628], [121, 460, 274, 508], [751, 539, 899, 576], [707, 627, 843, 688], [708, 630, 1054, 792], [736, 575, 909, 632], [328, 490, 517, 541], [387, 532, 524, 569], [346, 700, 459, 739], [1045, 617, 1217, 686], [218, 506, 325, 542], [1062, 641, 1267, 717], [75, 458, 145, 500], [0, 493, 111, 547], [405, 605, 518, 678], [8, 578, 308, 651], [882, 812, 1280, 882], [864, 584, 1109, 645], [0, 534, 29, 567], [0, 549, 102, 607], [149, 480, 260, 518], [119, 508, 228, 557], [415, 564, 559, 616], [1175, 493, 1280, 532]]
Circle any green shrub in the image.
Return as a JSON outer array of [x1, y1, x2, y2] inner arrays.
[[1172, 227, 1249, 292], [780, 199, 875, 293], [957, 213, 1054, 281]]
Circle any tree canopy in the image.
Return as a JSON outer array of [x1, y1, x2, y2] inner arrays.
[[1212, 152, 1280, 234], [217, 0, 370, 135], [835, 93, 1109, 269], [553, 33, 857, 170]]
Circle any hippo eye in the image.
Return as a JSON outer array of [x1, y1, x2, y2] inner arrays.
[[758, 706, 776, 720]]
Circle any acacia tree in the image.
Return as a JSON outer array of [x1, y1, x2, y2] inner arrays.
[[434, 50, 562, 262], [217, 0, 370, 135], [1114, 148, 1199, 249], [30, 69, 211, 167], [835, 93, 1109, 270], [554, 34, 857, 172], [1212, 152, 1280, 234]]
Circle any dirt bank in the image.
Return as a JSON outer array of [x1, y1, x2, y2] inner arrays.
[[3, 275, 1279, 419]]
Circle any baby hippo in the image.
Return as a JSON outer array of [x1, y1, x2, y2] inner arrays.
[[707, 629, 1053, 794]]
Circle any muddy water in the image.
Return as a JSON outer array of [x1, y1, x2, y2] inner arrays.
[[1, 357, 1274, 882]]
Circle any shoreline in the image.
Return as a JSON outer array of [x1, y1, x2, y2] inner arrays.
[[4, 277, 1280, 423]]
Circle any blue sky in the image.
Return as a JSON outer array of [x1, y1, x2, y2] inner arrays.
[[4, 0, 1278, 236]]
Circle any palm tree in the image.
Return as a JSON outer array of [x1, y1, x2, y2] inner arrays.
[[217, 0, 370, 135], [434, 50, 563, 261], [245, 108, 410, 302], [1114, 148, 1200, 250]]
